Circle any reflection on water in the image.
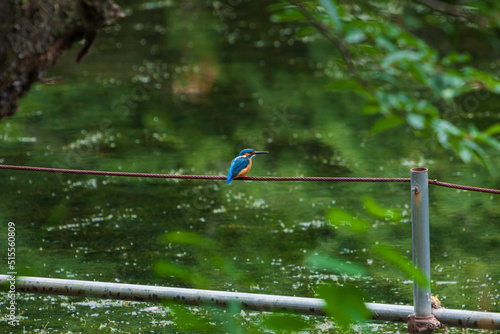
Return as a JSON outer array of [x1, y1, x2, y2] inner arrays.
[[0, 0, 498, 332]]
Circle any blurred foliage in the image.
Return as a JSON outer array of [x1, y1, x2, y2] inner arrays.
[[317, 284, 371, 329], [155, 230, 320, 333], [270, 0, 500, 174], [326, 196, 429, 290], [153, 196, 423, 331], [316, 195, 430, 327], [362, 195, 402, 221], [154, 231, 248, 289]]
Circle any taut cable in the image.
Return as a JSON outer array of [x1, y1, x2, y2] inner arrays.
[[0, 164, 498, 194]]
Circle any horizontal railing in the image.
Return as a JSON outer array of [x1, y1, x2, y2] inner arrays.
[[1, 165, 499, 332]]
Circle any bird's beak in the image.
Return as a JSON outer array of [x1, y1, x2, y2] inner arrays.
[[254, 151, 269, 154]]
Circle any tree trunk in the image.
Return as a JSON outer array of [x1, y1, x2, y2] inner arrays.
[[0, 0, 124, 120]]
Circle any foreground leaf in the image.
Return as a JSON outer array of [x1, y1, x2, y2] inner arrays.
[[373, 243, 429, 288], [318, 0, 342, 32], [371, 114, 405, 133], [317, 284, 371, 328], [362, 196, 402, 221], [153, 260, 202, 285], [327, 208, 371, 232]]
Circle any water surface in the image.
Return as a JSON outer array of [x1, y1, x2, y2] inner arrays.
[[0, 1, 499, 332]]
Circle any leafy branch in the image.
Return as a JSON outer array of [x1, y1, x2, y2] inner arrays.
[[413, 0, 488, 26], [270, 0, 500, 173], [289, 0, 370, 89]]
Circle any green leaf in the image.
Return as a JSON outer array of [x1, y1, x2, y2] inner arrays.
[[295, 26, 317, 38], [439, 120, 462, 136], [362, 196, 402, 221], [318, 0, 343, 32], [361, 100, 380, 114], [153, 260, 190, 279], [463, 68, 500, 93], [373, 243, 429, 288], [430, 119, 463, 149], [262, 314, 310, 331], [266, 2, 290, 12], [406, 113, 426, 130], [345, 27, 366, 44], [457, 140, 472, 163], [306, 253, 367, 276], [153, 260, 199, 284], [407, 63, 428, 85], [484, 123, 500, 136], [211, 300, 242, 334], [381, 50, 423, 70], [414, 99, 439, 115], [208, 254, 241, 279], [477, 134, 500, 151], [468, 124, 480, 138], [317, 284, 371, 328], [374, 35, 396, 51], [464, 139, 496, 176], [327, 208, 370, 233], [357, 44, 382, 56], [441, 51, 471, 66], [371, 114, 405, 133], [270, 9, 306, 23]]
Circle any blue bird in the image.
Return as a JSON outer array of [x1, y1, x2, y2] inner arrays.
[[226, 148, 269, 184]]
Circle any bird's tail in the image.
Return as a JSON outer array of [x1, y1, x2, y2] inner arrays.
[[226, 177, 232, 184]]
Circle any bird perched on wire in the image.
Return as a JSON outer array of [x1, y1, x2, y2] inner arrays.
[[226, 148, 269, 184]]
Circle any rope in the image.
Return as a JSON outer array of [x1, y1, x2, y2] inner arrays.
[[0, 164, 411, 182], [0, 164, 498, 194], [429, 179, 500, 194]]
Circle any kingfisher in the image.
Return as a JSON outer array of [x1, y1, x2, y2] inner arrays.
[[226, 148, 269, 184]]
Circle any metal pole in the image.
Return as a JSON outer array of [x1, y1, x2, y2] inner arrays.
[[2, 275, 500, 329], [411, 167, 431, 317]]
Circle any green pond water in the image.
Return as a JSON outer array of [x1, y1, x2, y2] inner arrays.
[[0, 1, 499, 333]]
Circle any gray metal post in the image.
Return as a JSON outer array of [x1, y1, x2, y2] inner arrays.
[[411, 167, 431, 317]]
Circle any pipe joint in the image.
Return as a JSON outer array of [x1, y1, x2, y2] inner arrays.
[[407, 314, 444, 334]]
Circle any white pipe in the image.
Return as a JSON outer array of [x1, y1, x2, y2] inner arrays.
[[2, 275, 500, 329]]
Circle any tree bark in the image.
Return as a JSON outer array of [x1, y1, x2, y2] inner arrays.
[[0, 0, 124, 120]]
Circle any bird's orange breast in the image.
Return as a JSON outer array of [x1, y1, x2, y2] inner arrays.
[[236, 158, 252, 178]]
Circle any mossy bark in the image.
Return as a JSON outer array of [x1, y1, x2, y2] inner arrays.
[[0, 0, 124, 120]]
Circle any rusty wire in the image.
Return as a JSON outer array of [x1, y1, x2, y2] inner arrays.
[[429, 179, 500, 194], [0, 164, 498, 194]]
